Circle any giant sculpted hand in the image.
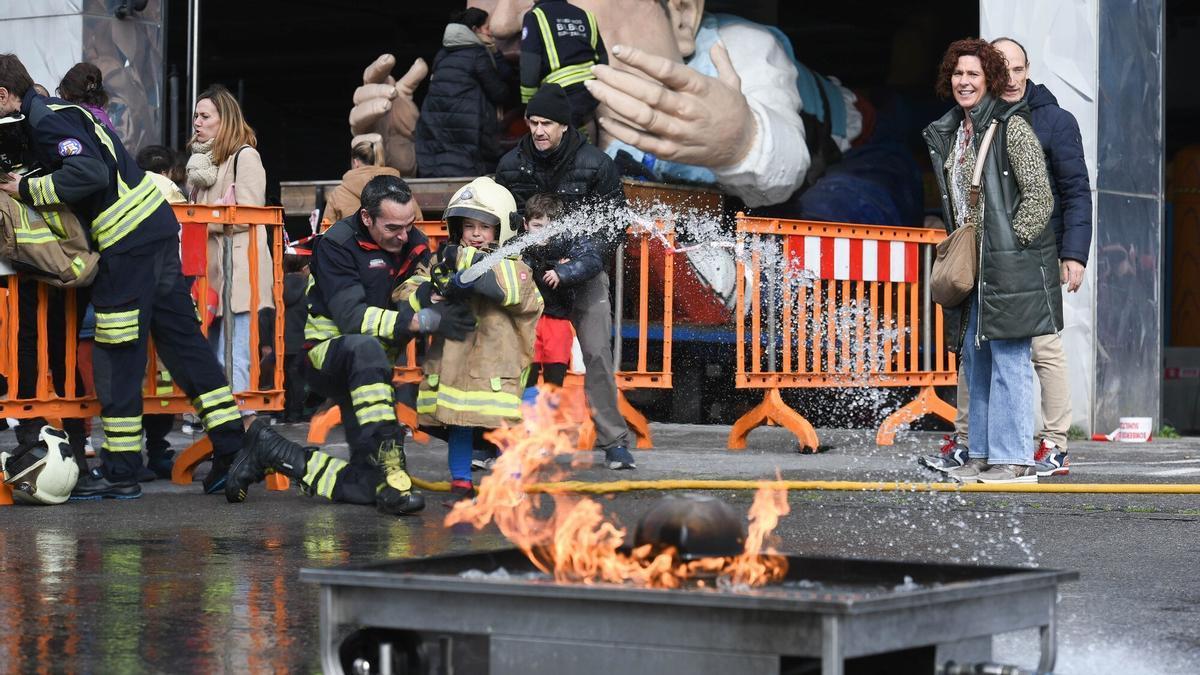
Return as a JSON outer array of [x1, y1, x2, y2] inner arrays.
[[587, 42, 755, 169], [349, 54, 429, 176]]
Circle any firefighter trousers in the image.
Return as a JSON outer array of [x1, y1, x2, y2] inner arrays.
[[302, 334, 404, 505], [91, 238, 242, 479]]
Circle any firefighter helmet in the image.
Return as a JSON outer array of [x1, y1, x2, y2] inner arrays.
[[444, 177, 519, 245], [1, 426, 79, 505]]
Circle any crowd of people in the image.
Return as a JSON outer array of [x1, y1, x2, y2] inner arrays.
[[0, 3, 1092, 510]]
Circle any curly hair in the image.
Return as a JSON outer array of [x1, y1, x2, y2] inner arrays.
[[935, 38, 1009, 100], [58, 62, 109, 108]]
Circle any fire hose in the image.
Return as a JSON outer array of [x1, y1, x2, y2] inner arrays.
[[408, 476, 1200, 495]]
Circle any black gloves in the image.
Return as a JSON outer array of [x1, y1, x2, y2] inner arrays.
[[415, 301, 475, 341]]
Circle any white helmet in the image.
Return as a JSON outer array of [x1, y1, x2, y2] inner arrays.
[[445, 176, 519, 245], [1, 426, 79, 505]]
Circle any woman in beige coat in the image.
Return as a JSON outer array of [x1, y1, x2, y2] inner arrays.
[[186, 84, 273, 409]]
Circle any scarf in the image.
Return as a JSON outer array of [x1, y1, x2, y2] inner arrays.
[[186, 138, 218, 190]]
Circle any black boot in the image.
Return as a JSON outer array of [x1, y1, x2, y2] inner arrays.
[[373, 435, 425, 516], [70, 466, 142, 500], [225, 419, 311, 503]]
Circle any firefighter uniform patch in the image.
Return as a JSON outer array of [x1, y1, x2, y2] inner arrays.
[[57, 138, 83, 157], [369, 258, 387, 269]]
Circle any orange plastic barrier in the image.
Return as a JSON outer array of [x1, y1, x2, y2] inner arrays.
[[0, 204, 288, 503], [729, 215, 957, 451], [306, 220, 672, 451]]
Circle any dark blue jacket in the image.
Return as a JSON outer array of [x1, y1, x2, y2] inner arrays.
[[415, 25, 513, 178], [1025, 82, 1092, 265], [520, 231, 601, 318]]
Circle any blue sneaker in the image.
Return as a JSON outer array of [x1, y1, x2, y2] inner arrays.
[[604, 446, 636, 470], [1034, 439, 1070, 477], [919, 434, 969, 473]]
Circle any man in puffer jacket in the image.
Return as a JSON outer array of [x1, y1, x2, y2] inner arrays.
[[415, 8, 514, 177]]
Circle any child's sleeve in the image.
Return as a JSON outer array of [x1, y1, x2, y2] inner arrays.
[[553, 236, 603, 287], [393, 259, 434, 312], [473, 258, 543, 317]]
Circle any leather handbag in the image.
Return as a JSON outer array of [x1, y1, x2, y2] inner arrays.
[[931, 120, 998, 307]]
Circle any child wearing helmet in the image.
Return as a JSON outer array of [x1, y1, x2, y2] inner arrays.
[[396, 177, 543, 502]]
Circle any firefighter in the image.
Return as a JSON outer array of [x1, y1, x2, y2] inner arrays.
[[520, 0, 608, 131], [223, 175, 475, 515], [0, 54, 243, 499]]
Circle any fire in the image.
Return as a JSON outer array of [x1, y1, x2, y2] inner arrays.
[[445, 390, 790, 589]]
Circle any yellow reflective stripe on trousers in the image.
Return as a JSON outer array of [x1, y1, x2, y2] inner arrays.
[[307, 339, 332, 370], [543, 62, 596, 89], [101, 416, 142, 453], [193, 385, 240, 428], [305, 313, 339, 342], [532, 7, 560, 71], [94, 308, 139, 344], [303, 453, 348, 500], [91, 175, 164, 251], [351, 383, 394, 424], [416, 382, 522, 418]]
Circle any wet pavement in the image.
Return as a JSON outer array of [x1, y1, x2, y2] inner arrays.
[[0, 421, 1198, 673]]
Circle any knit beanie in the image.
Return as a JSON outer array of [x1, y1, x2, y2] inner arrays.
[[525, 83, 572, 125]]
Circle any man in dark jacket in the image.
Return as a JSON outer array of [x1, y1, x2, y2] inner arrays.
[[923, 38, 1092, 478], [0, 54, 244, 499], [494, 83, 635, 469], [225, 175, 475, 514], [415, 8, 513, 177]]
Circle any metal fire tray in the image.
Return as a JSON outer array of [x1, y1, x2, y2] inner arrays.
[[301, 548, 1077, 675]]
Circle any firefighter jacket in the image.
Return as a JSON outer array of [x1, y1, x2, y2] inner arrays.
[[17, 95, 176, 255], [397, 245, 543, 429], [304, 213, 431, 367], [0, 191, 98, 287], [520, 0, 607, 121]]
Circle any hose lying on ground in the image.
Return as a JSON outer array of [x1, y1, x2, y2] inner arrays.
[[411, 477, 1200, 495]]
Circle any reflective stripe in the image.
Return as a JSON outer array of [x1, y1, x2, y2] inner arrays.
[[101, 416, 142, 453], [42, 208, 65, 238], [305, 313, 339, 342], [543, 61, 596, 89], [94, 308, 139, 345], [356, 404, 395, 425], [15, 226, 56, 245], [192, 386, 240, 429], [26, 176, 59, 207], [416, 381, 522, 418], [91, 175, 165, 251], [360, 306, 399, 339], [408, 293, 422, 312], [303, 452, 347, 500], [532, 7, 560, 71], [350, 382, 392, 407], [70, 256, 86, 278], [586, 10, 598, 50], [498, 259, 520, 306], [316, 457, 348, 499], [520, 85, 539, 103], [307, 339, 332, 370]]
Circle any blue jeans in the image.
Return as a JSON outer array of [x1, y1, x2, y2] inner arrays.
[[211, 312, 252, 396], [962, 300, 1034, 466]]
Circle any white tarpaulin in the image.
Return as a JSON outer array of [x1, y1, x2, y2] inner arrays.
[[981, 0, 1100, 432]]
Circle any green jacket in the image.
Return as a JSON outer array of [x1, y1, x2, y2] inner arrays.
[[923, 95, 1062, 352]]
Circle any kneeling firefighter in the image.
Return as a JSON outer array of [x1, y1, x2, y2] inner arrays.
[[224, 175, 475, 515]]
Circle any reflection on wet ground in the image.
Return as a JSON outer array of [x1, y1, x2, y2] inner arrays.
[[0, 493, 509, 673]]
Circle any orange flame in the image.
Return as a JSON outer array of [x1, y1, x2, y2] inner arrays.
[[445, 390, 790, 589]]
